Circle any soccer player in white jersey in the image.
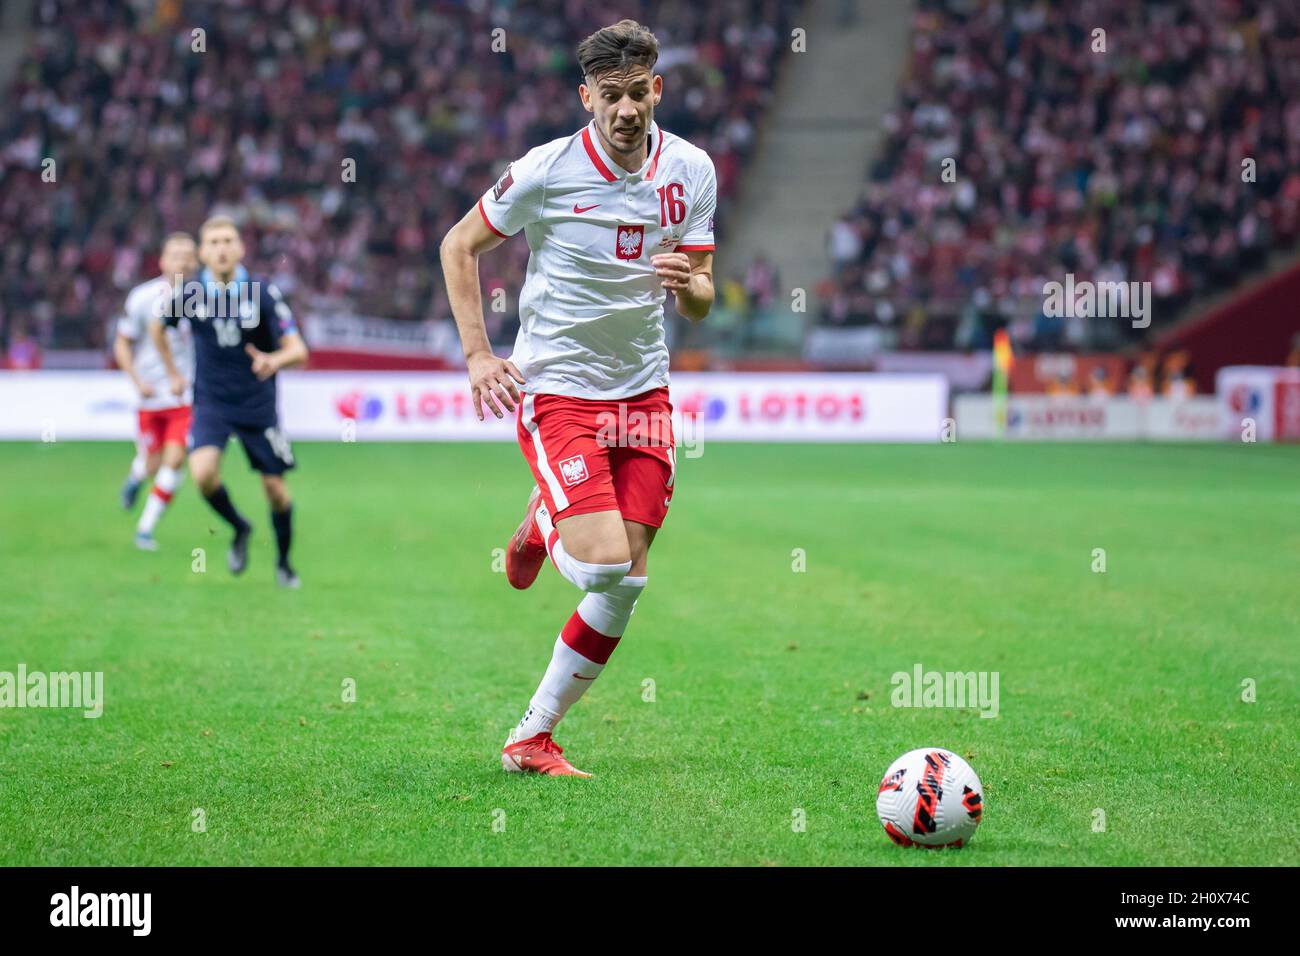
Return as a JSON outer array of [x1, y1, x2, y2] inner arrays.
[[114, 233, 197, 550], [440, 19, 716, 776]]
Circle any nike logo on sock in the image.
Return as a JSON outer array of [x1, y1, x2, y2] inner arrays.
[[572, 673, 597, 680]]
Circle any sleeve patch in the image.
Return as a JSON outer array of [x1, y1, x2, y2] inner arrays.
[[492, 163, 515, 201], [275, 300, 296, 332]]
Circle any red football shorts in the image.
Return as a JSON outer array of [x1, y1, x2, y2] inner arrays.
[[517, 386, 677, 528], [137, 405, 192, 453]]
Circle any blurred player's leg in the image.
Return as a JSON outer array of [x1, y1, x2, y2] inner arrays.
[[135, 441, 186, 549], [122, 416, 162, 510], [120, 447, 149, 510], [190, 443, 252, 574], [135, 408, 191, 549], [262, 474, 298, 588], [228, 422, 300, 587]]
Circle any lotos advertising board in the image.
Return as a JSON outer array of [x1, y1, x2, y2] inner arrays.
[[954, 394, 1221, 441], [0, 372, 949, 443]]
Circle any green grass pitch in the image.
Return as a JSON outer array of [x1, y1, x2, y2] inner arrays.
[[0, 440, 1295, 866]]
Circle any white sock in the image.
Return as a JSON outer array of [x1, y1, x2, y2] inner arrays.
[[575, 575, 647, 636], [514, 702, 560, 739], [534, 502, 631, 592], [128, 451, 148, 483], [516, 575, 647, 737], [138, 465, 181, 534]]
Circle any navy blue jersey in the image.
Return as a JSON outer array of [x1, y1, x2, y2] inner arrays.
[[178, 267, 299, 423]]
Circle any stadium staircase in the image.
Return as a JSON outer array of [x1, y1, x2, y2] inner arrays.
[[716, 0, 913, 352], [1155, 253, 1300, 393]]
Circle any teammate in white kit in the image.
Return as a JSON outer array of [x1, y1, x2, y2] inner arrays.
[[114, 233, 197, 550], [440, 20, 716, 776]]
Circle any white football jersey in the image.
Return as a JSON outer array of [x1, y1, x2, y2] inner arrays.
[[118, 275, 194, 410], [478, 119, 716, 400]]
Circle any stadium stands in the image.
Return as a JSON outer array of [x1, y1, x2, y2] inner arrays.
[[0, 0, 799, 356], [819, 0, 1300, 354]]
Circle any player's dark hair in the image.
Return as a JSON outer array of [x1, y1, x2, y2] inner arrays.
[[577, 19, 659, 82]]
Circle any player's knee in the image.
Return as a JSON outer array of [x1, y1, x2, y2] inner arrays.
[[610, 574, 646, 603], [162, 444, 186, 470], [573, 557, 633, 593], [563, 529, 631, 575], [262, 477, 290, 509], [564, 534, 632, 590], [190, 461, 217, 492], [579, 575, 646, 635]]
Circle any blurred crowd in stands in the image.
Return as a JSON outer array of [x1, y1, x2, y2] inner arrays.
[[7, 0, 1299, 374], [819, 0, 1300, 353], [0, 0, 797, 354]]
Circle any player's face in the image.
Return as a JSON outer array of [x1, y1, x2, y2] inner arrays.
[[199, 226, 245, 278], [581, 67, 662, 156], [158, 239, 197, 282]]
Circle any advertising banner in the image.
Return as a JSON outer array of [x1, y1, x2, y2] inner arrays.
[[1216, 366, 1300, 441], [0, 372, 950, 443], [954, 394, 1221, 441]]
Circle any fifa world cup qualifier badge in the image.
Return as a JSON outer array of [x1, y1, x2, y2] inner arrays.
[[492, 163, 514, 200]]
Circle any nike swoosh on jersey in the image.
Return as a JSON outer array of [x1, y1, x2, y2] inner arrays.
[[572, 203, 600, 214]]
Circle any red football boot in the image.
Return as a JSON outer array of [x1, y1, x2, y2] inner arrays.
[[501, 730, 592, 777], [505, 486, 548, 590]]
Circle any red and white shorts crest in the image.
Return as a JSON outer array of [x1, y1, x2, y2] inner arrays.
[[517, 387, 676, 528]]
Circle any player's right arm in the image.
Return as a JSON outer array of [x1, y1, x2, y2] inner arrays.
[[113, 321, 153, 398], [147, 314, 185, 397], [440, 207, 519, 420], [440, 152, 545, 421]]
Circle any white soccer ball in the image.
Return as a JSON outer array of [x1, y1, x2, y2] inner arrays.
[[875, 747, 984, 848]]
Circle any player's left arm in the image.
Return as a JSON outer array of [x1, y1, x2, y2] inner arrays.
[[652, 250, 714, 322], [653, 154, 717, 322], [247, 331, 309, 380], [246, 284, 309, 380]]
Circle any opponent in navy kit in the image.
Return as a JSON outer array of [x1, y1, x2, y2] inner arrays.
[[152, 215, 309, 587]]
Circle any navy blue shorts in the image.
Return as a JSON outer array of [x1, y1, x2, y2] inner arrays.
[[190, 407, 296, 475]]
